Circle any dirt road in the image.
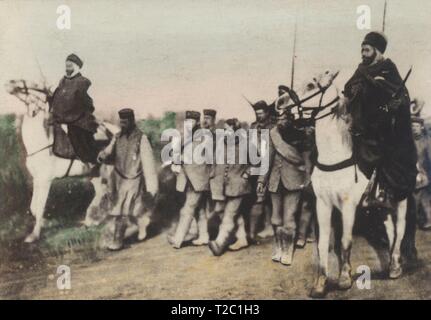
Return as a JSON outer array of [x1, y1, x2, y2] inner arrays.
[[1, 227, 430, 300]]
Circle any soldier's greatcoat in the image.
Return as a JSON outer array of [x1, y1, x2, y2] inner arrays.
[[414, 132, 431, 190], [175, 130, 213, 193], [209, 136, 253, 201], [99, 126, 158, 217], [258, 127, 307, 192]]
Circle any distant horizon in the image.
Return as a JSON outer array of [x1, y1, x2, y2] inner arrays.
[[1, 0, 430, 122]]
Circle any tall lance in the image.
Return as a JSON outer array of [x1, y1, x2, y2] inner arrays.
[[382, 0, 387, 32], [290, 16, 298, 90]]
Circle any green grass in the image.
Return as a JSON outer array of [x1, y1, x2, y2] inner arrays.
[[0, 112, 176, 265]]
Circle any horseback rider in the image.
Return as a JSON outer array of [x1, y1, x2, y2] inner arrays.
[[50, 53, 99, 163], [343, 32, 417, 208]]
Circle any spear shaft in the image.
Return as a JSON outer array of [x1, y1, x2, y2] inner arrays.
[[290, 17, 297, 90], [382, 0, 387, 32]]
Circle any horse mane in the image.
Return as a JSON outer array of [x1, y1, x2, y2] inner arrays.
[[331, 97, 353, 149]]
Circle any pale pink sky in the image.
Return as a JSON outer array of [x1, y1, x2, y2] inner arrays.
[[1, 0, 430, 121]]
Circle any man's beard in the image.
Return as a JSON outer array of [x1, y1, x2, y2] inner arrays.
[[65, 69, 74, 76], [362, 51, 377, 66], [121, 123, 135, 134]]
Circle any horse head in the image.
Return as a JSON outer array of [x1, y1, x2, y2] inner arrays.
[[5, 79, 52, 118]]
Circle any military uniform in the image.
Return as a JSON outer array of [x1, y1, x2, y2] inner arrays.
[[191, 109, 218, 246], [168, 111, 213, 249], [247, 107, 276, 241], [258, 125, 307, 265], [98, 109, 159, 250], [208, 120, 253, 256], [51, 54, 98, 163], [412, 117, 431, 229]]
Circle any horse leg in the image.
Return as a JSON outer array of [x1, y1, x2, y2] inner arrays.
[[338, 202, 356, 290], [310, 198, 332, 298], [25, 178, 51, 243], [389, 199, 407, 279]]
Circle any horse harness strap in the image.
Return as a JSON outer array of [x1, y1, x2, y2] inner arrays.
[[63, 160, 75, 178], [27, 144, 53, 157], [114, 167, 143, 180], [315, 155, 358, 183]]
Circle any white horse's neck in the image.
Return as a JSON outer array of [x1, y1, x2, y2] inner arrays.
[[315, 112, 352, 165], [21, 111, 52, 155]]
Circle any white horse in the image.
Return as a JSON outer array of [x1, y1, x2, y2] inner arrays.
[[5, 79, 119, 243], [283, 71, 408, 298]]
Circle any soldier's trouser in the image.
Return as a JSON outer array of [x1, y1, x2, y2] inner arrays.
[[193, 195, 213, 244], [271, 188, 301, 235], [413, 188, 431, 227], [214, 197, 243, 246], [172, 188, 204, 247], [249, 193, 272, 238]]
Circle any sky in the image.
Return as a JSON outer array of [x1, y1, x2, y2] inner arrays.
[[1, 0, 430, 122]]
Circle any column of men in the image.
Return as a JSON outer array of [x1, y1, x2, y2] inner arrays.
[[167, 96, 315, 263]]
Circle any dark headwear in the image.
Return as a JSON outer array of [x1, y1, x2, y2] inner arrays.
[[185, 110, 201, 121], [362, 32, 387, 54], [411, 116, 424, 125], [203, 109, 217, 118], [118, 108, 135, 120], [252, 100, 269, 112], [66, 53, 83, 68], [225, 118, 240, 130]]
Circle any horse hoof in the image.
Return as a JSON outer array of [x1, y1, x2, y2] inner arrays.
[[389, 265, 403, 279], [309, 276, 328, 299], [24, 233, 39, 243], [338, 273, 353, 290]]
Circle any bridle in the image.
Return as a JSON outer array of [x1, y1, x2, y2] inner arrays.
[[8, 80, 54, 157], [276, 72, 358, 182], [276, 71, 341, 123]]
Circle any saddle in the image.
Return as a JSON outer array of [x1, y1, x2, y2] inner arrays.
[[53, 123, 111, 162]]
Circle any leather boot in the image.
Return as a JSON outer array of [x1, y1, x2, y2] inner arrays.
[[168, 214, 194, 249], [248, 203, 262, 243], [258, 211, 274, 238], [107, 216, 127, 251], [280, 230, 294, 266], [209, 225, 231, 256], [271, 226, 282, 262], [193, 212, 210, 246], [184, 218, 199, 242], [229, 216, 249, 251]]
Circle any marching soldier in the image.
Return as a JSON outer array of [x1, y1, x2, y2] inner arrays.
[[51, 53, 99, 163], [191, 108, 217, 246], [412, 116, 431, 230], [257, 111, 308, 265], [208, 119, 253, 256], [344, 31, 417, 207], [168, 111, 213, 249], [247, 100, 276, 242], [97, 108, 159, 251]]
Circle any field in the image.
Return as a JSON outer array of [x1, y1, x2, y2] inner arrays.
[[0, 113, 430, 299]]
